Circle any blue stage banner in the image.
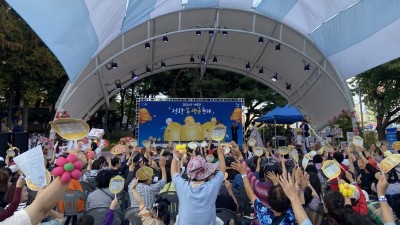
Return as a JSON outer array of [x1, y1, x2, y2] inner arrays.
[[137, 99, 243, 146]]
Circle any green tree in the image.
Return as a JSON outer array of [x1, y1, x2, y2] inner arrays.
[[0, 1, 66, 128], [350, 58, 400, 140]]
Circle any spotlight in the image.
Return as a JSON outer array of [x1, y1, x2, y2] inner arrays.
[[275, 43, 281, 51], [162, 36, 168, 43], [146, 66, 151, 73], [222, 30, 228, 35], [161, 61, 166, 68], [145, 42, 150, 49], [201, 56, 205, 63], [258, 37, 264, 43], [131, 71, 138, 80], [115, 79, 122, 90], [106, 61, 118, 70], [304, 64, 310, 71], [271, 73, 278, 82], [196, 30, 201, 36], [190, 55, 195, 63], [213, 56, 217, 63], [259, 67, 264, 74], [246, 62, 251, 70], [286, 82, 291, 90], [209, 30, 214, 35]]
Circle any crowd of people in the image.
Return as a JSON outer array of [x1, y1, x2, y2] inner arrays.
[[0, 135, 399, 225]]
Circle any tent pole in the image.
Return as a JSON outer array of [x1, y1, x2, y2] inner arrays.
[[274, 119, 277, 148]]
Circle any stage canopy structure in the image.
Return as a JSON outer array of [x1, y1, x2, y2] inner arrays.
[[6, 0, 400, 130]]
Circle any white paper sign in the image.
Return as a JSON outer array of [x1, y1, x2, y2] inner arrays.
[[13, 145, 46, 188], [88, 128, 105, 139]]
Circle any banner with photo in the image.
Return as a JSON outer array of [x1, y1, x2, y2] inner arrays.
[[137, 99, 244, 146]]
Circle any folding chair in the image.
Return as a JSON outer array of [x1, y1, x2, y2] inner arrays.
[[158, 191, 179, 219], [61, 190, 86, 216], [84, 207, 122, 225], [122, 207, 142, 225], [80, 181, 96, 197], [216, 208, 238, 225]]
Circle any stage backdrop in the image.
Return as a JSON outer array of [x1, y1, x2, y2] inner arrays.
[[137, 98, 244, 146]]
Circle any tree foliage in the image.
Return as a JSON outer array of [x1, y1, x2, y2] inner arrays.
[[349, 58, 400, 140], [0, 2, 66, 126]]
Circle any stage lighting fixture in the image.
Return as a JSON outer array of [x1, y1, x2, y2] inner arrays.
[[190, 55, 195, 63], [213, 56, 217, 63], [145, 42, 150, 49], [115, 79, 122, 90], [258, 37, 264, 43], [162, 36, 168, 43], [286, 82, 291, 90], [259, 67, 264, 74], [246, 62, 251, 70], [106, 61, 118, 70], [275, 43, 281, 51], [201, 56, 205, 62], [271, 73, 278, 82], [196, 30, 201, 36], [131, 71, 138, 80], [304, 64, 310, 71]]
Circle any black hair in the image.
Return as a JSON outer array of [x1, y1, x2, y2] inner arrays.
[[77, 215, 95, 225], [303, 186, 313, 207], [91, 160, 102, 170], [267, 185, 291, 213], [95, 170, 113, 188], [333, 152, 344, 164], [387, 167, 399, 184], [308, 172, 322, 199], [343, 214, 377, 225], [225, 156, 235, 167], [313, 154, 323, 163], [2, 167, 12, 178], [305, 165, 318, 174], [324, 191, 354, 224], [111, 158, 120, 167], [152, 197, 171, 225], [98, 156, 106, 165]]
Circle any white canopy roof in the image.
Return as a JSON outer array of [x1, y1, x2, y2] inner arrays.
[[7, 0, 400, 130]]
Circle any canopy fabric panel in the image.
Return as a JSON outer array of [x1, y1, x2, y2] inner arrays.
[[6, 0, 400, 130], [255, 105, 303, 124]]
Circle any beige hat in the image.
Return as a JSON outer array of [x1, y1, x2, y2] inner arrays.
[[136, 166, 153, 181]]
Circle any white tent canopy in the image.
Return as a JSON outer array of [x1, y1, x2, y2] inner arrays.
[[6, 0, 400, 130]]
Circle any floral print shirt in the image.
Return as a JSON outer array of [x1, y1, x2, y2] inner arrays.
[[254, 198, 296, 225]]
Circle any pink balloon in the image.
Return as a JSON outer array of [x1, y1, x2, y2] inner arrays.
[[60, 172, 72, 184], [73, 161, 83, 171], [55, 157, 68, 167], [66, 154, 77, 163], [70, 169, 82, 180], [52, 167, 65, 177]]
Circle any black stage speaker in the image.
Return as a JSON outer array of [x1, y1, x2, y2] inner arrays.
[[397, 131, 400, 141], [0, 133, 13, 158], [13, 132, 28, 154]]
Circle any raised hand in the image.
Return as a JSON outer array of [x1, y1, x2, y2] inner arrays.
[[266, 171, 279, 186], [231, 160, 247, 175], [278, 173, 300, 201], [130, 178, 139, 189]]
